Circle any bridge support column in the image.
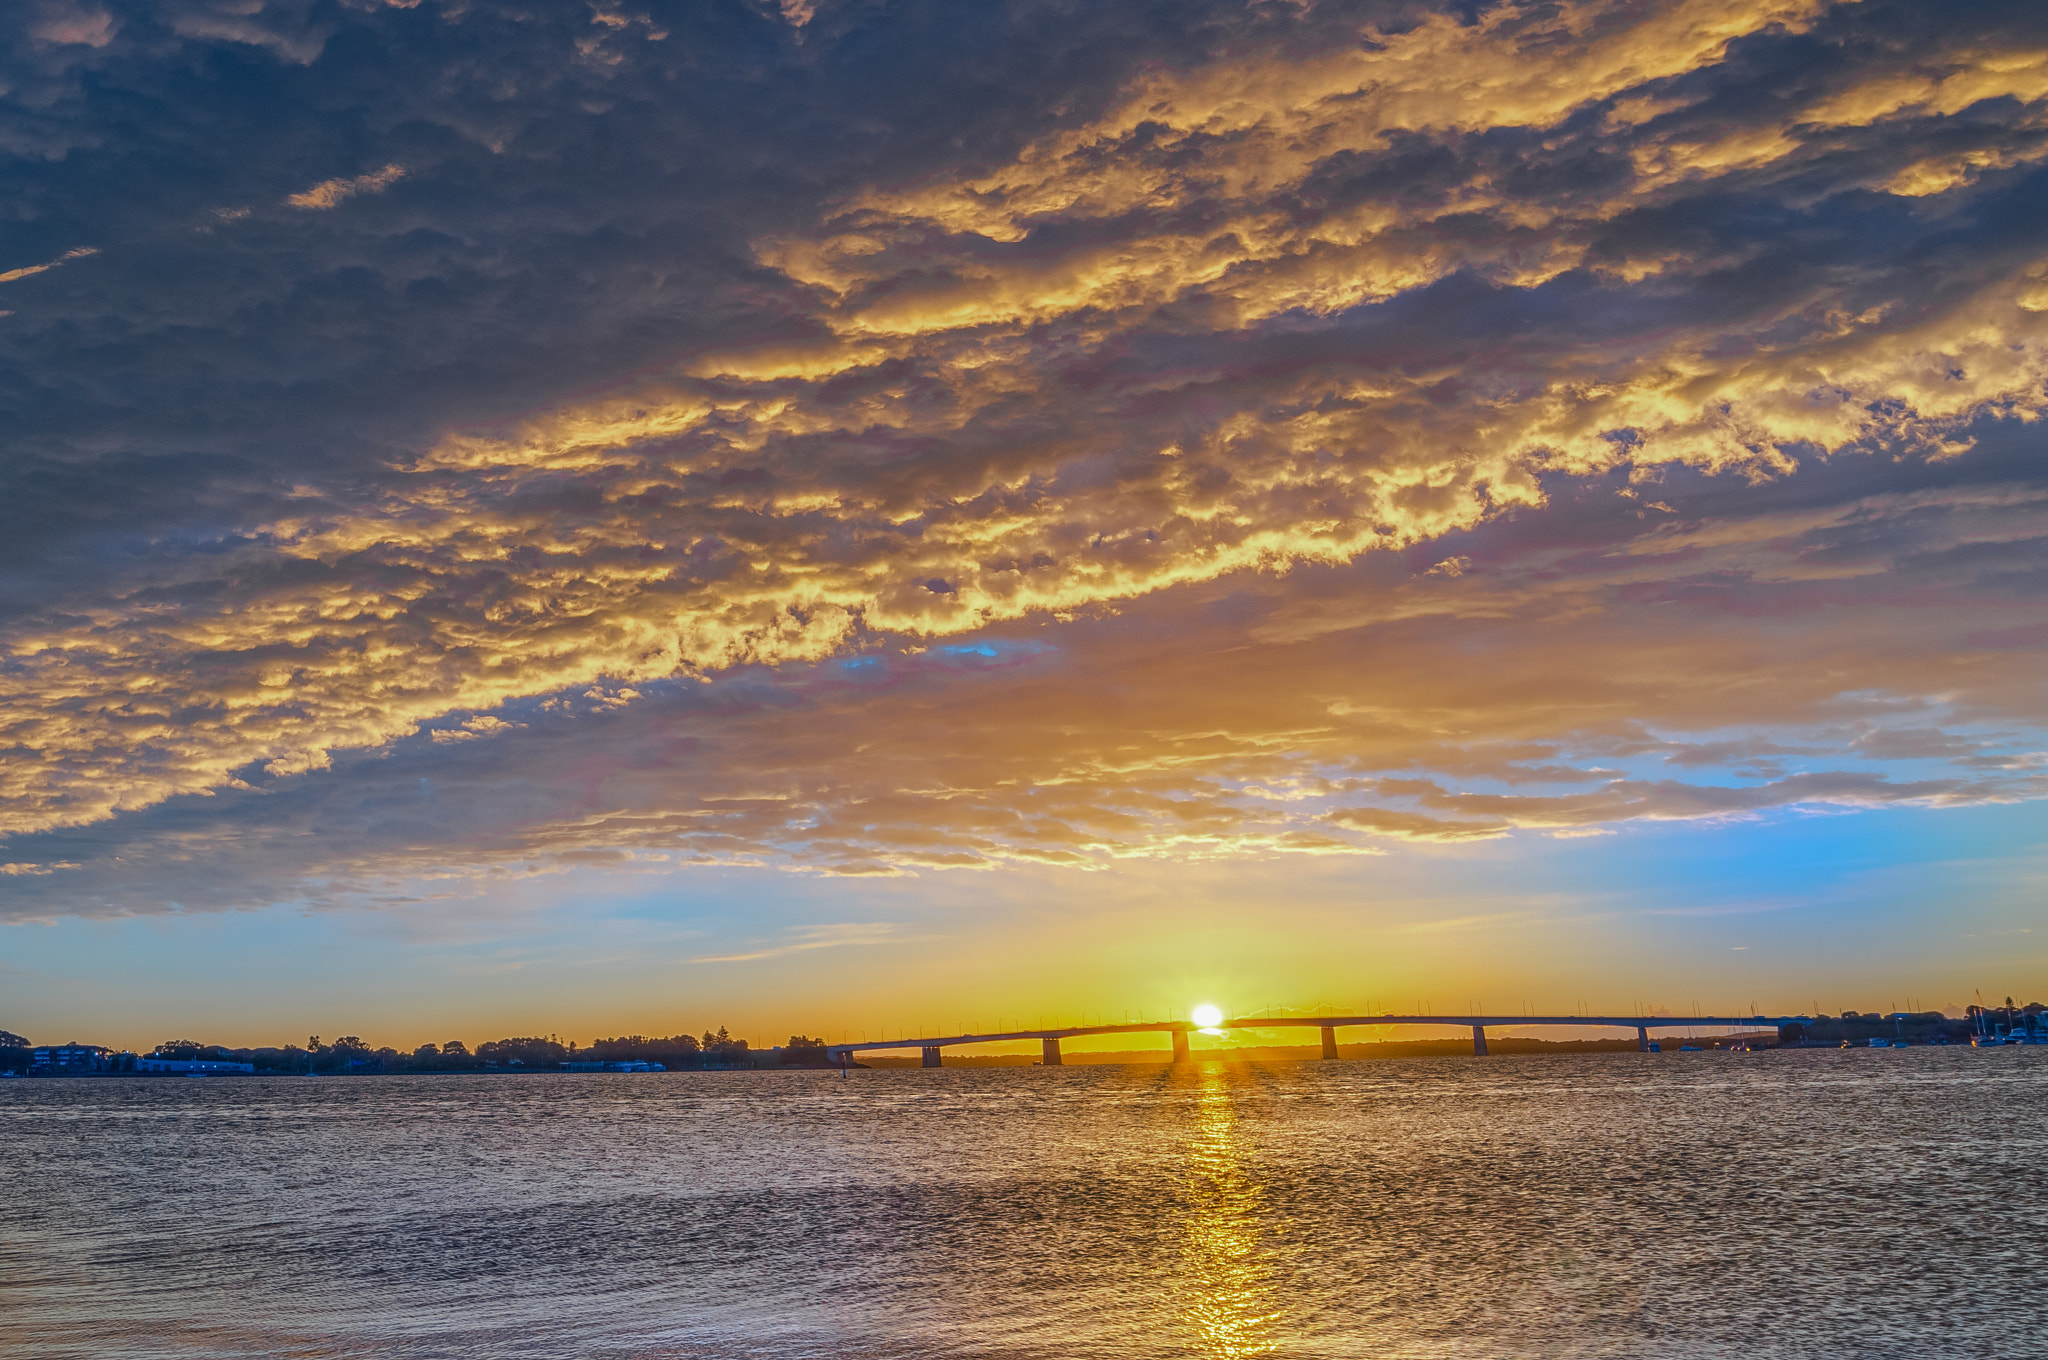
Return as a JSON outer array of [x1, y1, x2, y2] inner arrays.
[[1320, 1025, 1339, 1060], [1041, 1038, 1062, 1066], [1171, 1029, 1190, 1063], [1637, 1026, 1650, 1052], [1472, 1024, 1489, 1056], [921, 1046, 942, 1069]]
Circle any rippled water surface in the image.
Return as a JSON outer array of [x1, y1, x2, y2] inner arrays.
[[7, 1051, 2046, 1358]]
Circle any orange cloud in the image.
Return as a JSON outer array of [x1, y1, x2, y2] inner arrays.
[[4, 0, 2046, 883], [286, 164, 406, 210], [13, 473, 2041, 916], [0, 246, 98, 284]]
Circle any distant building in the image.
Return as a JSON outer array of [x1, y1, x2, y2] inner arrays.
[[561, 1060, 665, 1073], [136, 1057, 255, 1074], [32, 1043, 113, 1074]]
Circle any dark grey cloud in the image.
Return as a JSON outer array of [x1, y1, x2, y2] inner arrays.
[[0, 0, 1301, 599]]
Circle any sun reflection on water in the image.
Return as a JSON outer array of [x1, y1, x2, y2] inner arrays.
[[1175, 1070, 1284, 1358]]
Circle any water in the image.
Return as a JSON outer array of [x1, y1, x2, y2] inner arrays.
[[5, 1051, 2044, 1359]]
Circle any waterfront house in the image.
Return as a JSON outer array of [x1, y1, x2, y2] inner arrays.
[[31, 1043, 113, 1073]]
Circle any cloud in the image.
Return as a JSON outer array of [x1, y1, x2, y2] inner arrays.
[[0, 246, 96, 284], [429, 715, 528, 744], [162, 0, 335, 65], [0, 0, 2044, 915], [1394, 911, 1538, 935], [285, 164, 406, 210], [29, 6, 115, 48], [1325, 808, 1512, 843], [2, 452, 2042, 919], [692, 920, 904, 963], [1382, 771, 1982, 830]]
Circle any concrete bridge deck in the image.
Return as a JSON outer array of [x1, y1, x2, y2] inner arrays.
[[1238, 1014, 1803, 1058], [827, 1021, 1191, 1067], [826, 1014, 1803, 1065]]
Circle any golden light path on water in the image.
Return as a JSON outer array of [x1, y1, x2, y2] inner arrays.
[[1178, 1068, 1286, 1358]]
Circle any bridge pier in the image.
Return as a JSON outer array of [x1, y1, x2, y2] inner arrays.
[[921, 1046, 942, 1069], [1041, 1037, 1062, 1066], [1471, 1024, 1488, 1056], [1320, 1025, 1339, 1060], [1637, 1025, 1650, 1052], [1171, 1029, 1190, 1063]]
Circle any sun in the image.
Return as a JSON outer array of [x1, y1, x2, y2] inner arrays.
[[1190, 1003, 1224, 1029]]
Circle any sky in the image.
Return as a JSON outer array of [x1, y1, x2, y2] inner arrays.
[[2, 0, 2045, 1053]]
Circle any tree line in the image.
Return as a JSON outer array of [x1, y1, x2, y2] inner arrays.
[[106, 1029, 834, 1074]]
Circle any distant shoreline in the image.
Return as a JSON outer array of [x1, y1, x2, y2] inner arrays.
[[9, 1032, 1880, 1076], [19, 1020, 2017, 1079]]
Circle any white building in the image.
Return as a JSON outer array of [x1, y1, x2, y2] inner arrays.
[[136, 1057, 255, 1074]]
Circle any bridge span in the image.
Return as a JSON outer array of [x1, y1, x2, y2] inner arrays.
[[825, 1014, 1804, 1065]]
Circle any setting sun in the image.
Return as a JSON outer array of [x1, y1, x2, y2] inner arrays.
[[1191, 1004, 1225, 1029]]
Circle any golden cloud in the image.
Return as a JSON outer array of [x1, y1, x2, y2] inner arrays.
[[286, 164, 406, 210], [0, 246, 98, 285], [5, 0, 2047, 866], [7, 482, 2043, 915]]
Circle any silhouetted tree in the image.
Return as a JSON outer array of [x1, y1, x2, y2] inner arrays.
[[782, 1035, 828, 1065], [151, 1039, 215, 1061], [590, 1034, 702, 1069], [477, 1036, 568, 1069], [701, 1027, 750, 1067]]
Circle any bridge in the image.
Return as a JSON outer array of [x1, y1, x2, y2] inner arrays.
[[825, 1014, 1804, 1066]]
